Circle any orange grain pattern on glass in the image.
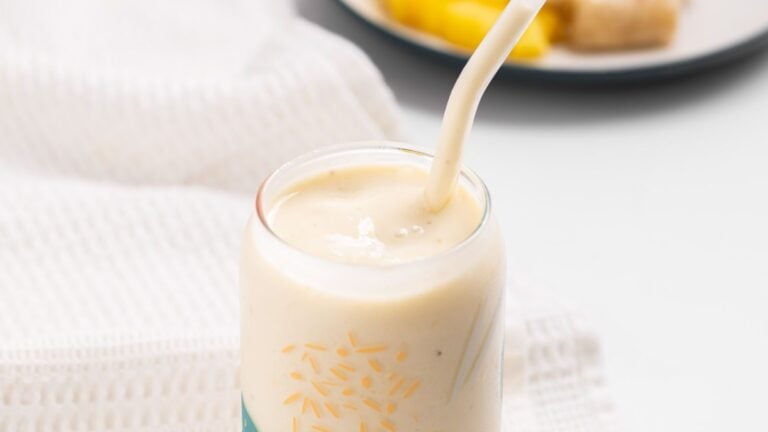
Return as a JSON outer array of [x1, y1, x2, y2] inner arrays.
[[311, 380, 329, 397], [282, 334, 423, 432], [283, 393, 302, 405], [361, 376, 372, 389], [305, 343, 328, 351], [380, 419, 397, 432], [368, 359, 383, 373], [363, 399, 382, 413], [355, 345, 388, 354], [330, 367, 348, 381], [308, 356, 321, 374], [386, 402, 397, 414], [403, 380, 421, 399], [308, 398, 323, 418], [388, 378, 406, 396], [324, 402, 341, 418]]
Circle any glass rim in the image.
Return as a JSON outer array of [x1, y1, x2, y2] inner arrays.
[[254, 141, 492, 270]]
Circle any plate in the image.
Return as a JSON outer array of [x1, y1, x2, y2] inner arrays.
[[338, 0, 768, 83]]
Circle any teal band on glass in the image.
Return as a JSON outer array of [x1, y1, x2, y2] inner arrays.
[[242, 397, 259, 432]]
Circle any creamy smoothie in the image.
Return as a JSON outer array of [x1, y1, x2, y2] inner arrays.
[[268, 165, 481, 266], [241, 145, 506, 432]]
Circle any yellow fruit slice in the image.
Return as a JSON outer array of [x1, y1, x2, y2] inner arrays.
[[537, 6, 565, 42], [413, 0, 452, 34], [441, 1, 551, 60], [509, 16, 551, 59], [441, 1, 503, 51], [385, 0, 555, 60], [385, 0, 418, 26], [475, 0, 509, 7]]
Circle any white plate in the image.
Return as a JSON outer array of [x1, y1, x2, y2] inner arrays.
[[339, 0, 768, 82]]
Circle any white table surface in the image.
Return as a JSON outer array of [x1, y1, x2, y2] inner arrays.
[[298, 2, 768, 431]]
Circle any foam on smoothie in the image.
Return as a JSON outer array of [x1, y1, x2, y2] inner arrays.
[[267, 164, 482, 266]]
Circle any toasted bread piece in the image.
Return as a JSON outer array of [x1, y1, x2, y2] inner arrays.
[[569, 0, 679, 50]]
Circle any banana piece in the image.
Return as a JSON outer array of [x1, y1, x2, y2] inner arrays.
[[568, 0, 679, 50]]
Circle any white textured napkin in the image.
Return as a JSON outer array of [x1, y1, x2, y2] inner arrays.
[[0, 1, 617, 431]]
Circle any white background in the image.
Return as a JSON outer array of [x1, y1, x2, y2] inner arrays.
[[298, 2, 768, 431]]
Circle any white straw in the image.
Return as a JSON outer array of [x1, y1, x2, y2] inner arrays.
[[426, 0, 546, 211]]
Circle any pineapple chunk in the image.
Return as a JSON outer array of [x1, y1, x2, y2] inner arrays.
[[441, 1, 551, 60], [509, 17, 550, 59], [441, 1, 503, 51], [537, 6, 565, 42], [385, 0, 452, 35], [385, 0, 418, 26], [385, 0, 555, 60], [476, 0, 509, 7], [413, 0, 452, 34]]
